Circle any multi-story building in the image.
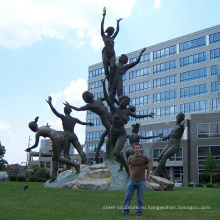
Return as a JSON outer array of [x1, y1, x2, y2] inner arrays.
[[86, 24, 220, 186]]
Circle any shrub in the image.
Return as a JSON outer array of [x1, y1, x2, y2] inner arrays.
[[9, 175, 17, 181], [197, 183, 204, 187], [206, 183, 214, 188], [28, 176, 38, 182], [17, 175, 26, 182], [187, 183, 194, 187]]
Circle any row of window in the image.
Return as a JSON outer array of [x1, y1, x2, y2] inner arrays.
[[179, 36, 206, 52], [86, 130, 104, 141], [88, 80, 102, 90], [180, 100, 209, 114], [153, 60, 176, 74], [129, 53, 151, 64], [129, 67, 150, 80], [153, 148, 182, 162], [211, 81, 219, 93], [180, 52, 207, 67], [153, 45, 176, 60], [180, 83, 208, 98], [180, 67, 207, 82], [89, 67, 104, 79], [209, 32, 220, 44], [210, 48, 220, 60], [87, 118, 102, 127], [130, 95, 150, 106], [153, 90, 177, 103], [129, 81, 150, 94], [153, 105, 177, 118], [197, 123, 220, 139], [153, 75, 177, 89]]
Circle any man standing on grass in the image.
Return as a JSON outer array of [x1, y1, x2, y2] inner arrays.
[[121, 143, 150, 216]]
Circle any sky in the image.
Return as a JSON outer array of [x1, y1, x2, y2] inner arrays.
[[0, 0, 220, 165]]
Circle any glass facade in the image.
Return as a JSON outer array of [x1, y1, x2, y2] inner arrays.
[[129, 67, 150, 80], [180, 67, 207, 82], [180, 84, 208, 98], [197, 123, 220, 139], [180, 52, 207, 67], [180, 100, 209, 114], [153, 45, 176, 60], [153, 60, 176, 74], [179, 36, 206, 52]]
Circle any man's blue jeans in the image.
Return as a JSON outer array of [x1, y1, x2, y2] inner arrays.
[[122, 179, 145, 215]]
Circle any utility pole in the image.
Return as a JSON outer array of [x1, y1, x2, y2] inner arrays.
[[26, 136, 32, 178]]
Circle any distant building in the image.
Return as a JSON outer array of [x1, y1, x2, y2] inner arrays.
[[86, 24, 220, 186]]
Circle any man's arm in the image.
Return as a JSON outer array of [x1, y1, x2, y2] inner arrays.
[[25, 134, 40, 152], [124, 48, 146, 71], [46, 96, 63, 118], [139, 133, 163, 140], [146, 163, 151, 181], [101, 12, 106, 37]]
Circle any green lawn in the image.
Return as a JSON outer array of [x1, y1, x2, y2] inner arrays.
[[0, 182, 219, 220]]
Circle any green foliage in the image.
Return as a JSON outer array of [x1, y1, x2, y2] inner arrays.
[[196, 183, 204, 187], [187, 183, 194, 187], [17, 175, 26, 182], [0, 143, 8, 171], [206, 183, 214, 188], [203, 153, 220, 184], [28, 166, 50, 182], [9, 175, 17, 181]]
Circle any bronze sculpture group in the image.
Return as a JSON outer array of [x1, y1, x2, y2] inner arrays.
[[26, 8, 185, 182]]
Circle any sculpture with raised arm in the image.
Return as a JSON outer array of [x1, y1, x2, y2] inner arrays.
[[108, 48, 146, 104], [118, 123, 162, 172], [101, 7, 122, 85], [64, 91, 113, 160], [152, 112, 185, 180], [25, 117, 80, 183], [46, 96, 93, 166], [102, 78, 154, 174]]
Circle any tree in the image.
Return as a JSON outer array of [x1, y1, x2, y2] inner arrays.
[[0, 142, 8, 171], [203, 153, 220, 184]]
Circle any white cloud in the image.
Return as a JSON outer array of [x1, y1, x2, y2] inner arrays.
[[0, 122, 10, 131], [0, 0, 137, 50], [47, 78, 88, 143], [154, 0, 162, 10]]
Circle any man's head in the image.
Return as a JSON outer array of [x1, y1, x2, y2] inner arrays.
[[176, 112, 185, 123], [119, 54, 128, 64], [105, 26, 114, 36], [132, 143, 141, 155], [82, 91, 94, 103]]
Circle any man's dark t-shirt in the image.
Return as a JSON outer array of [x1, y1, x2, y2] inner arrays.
[[128, 154, 150, 180]]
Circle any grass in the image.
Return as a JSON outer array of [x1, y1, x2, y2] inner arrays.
[[0, 182, 220, 220]]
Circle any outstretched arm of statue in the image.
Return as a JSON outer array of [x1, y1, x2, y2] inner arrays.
[[124, 48, 146, 71], [46, 96, 63, 119], [101, 12, 106, 37], [129, 111, 154, 119], [25, 134, 40, 152], [76, 118, 94, 127], [63, 101, 88, 111], [112, 18, 122, 39]]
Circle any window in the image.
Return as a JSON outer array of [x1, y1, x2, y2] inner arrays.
[[210, 48, 220, 60], [180, 52, 206, 67], [129, 81, 150, 94], [179, 36, 206, 52], [209, 32, 220, 44], [211, 65, 220, 76], [89, 67, 104, 79], [153, 90, 177, 103], [198, 123, 220, 139], [129, 67, 150, 80], [180, 83, 208, 98], [153, 60, 176, 74], [181, 100, 209, 114], [211, 81, 219, 93], [153, 45, 176, 60], [153, 105, 177, 118], [212, 98, 219, 110]]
